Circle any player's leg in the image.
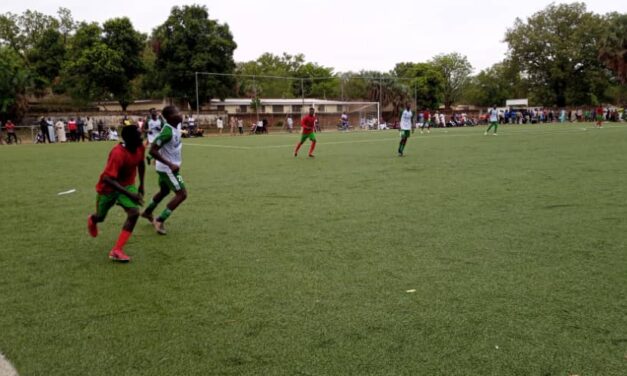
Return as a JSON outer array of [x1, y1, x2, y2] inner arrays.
[[308, 133, 317, 157], [153, 172, 187, 235], [109, 188, 141, 262], [142, 179, 170, 221], [398, 131, 409, 156], [88, 193, 118, 237], [294, 133, 307, 156]]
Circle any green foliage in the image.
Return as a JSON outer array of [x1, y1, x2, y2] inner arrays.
[[430, 53, 473, 108], [598, 12, 627, 85], [26, 28, 65, 93], [463, 59, 528, 107], [292, 62, 338, 99], [505, 2, 611, 106], [0, 46, 31, 120], [236, 53, 303, 98], [394, 62, 444, 109], [152, 5, 237, 108]]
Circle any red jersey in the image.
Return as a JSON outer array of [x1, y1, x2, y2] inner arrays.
[[5, 122, 15, 133], [595, 107, 604, 116], [96, 144, 145, 194], [301, 115, 315, 134], [68, 121, 77, 131], [423, 111, 430, 121]]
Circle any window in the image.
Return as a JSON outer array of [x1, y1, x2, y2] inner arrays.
[[238, 105, 247, 113], [336, 105, 344, 113], [292, 105, 302, 113], [272, 105, 284, 113], [217, 105, 225, 112], [318, 105, 326, 112], [261, 106, 266, 113]]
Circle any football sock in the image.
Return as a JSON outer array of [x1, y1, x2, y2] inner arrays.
[[114, 229, 132, 250], [145, 200, 158, 213], [308, 141, 316, 155], [294, 142, 303, 154], [158, 208, 172, 222], [493, 124, 498, 133]]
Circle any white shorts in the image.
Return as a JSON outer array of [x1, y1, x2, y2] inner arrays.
[[217, 124, 223, 129]]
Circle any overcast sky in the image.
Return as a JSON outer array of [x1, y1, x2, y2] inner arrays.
[[2, 0, 625, 73]]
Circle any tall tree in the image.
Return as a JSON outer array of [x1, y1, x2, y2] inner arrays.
[[463, 59, 528, 107], [0, 46, 31, 122], [394, 62, 445, 109], [152, 5, 237, 109], [505, 2, 609, 106], [102, 17, 145, 109], [598, 12, 627, 85], [430, 53, 472, 108]]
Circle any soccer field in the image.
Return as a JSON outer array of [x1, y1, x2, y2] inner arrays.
[[1, 124, 626, 375]]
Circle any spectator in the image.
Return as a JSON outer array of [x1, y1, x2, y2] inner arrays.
[[77, 117, 86, 142], [67, 118, 77, 142], [55, 119, 67, 142], [97, 119, 105, 140], [121, 115, 132, 126], [86, 117, 94, 140], [216, 116, 223, 134], [237, 118, 244, 135], [188, 114, 196, 134], [5, 120, 17, 144], [0, 120, 3, 145], [108, 127, 119, 141], [46, 117, 55, 142], [286, 115, 294, 133], [229, 116, 236, 135], [39, 116, 51, 143]]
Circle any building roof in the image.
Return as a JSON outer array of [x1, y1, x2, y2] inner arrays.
[[210, 98, 378, 106]]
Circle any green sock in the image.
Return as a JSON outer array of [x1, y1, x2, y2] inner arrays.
[[146, 200, 158, 213], [158, 208, 172, 222], [494, 124, 498, 133]]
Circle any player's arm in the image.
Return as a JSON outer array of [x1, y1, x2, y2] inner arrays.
[[149, 127, 179, 173]]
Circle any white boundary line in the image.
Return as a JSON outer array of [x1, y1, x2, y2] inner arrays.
[[184, 125, 627, 150]]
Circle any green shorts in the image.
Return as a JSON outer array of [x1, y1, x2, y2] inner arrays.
[[300, 132, 316, 143], [158, 171, 186, 192], [96, 185, 139, 220], [596, 115, 603, 121], [400, 130, 411, 139]]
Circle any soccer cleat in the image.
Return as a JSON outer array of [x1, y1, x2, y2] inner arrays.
[[308, 154, 315, 158], [484, 132, 488, 135], [493, 133, 498, 136], [109, 248, 130, 262], [294, 152, 298, 157], [398, 152, 403, 157], [141, 211, 154, 222], [153, 219, 167, 235], [87, 215, 98, 237]]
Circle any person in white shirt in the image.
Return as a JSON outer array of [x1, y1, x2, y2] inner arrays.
[[286, 115, 294, 133], [216, 117, 223, 134], [485, 105, 499, 135], [398, 104, 414, 156]]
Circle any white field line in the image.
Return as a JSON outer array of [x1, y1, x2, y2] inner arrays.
[[184, 125, 627, 150]]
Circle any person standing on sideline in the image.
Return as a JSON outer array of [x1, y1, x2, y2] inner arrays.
[[216, 116, 224, 134], [77, 117, 86, 142], [286, 115, 294, 133], [144, 108, 164, 164], [397, 104, 413, 156], [5, 120, 17, 144], [85, 117, 94, 140], [595, 105, 604, 128], [229, 116, 236, 135], [340, 111, 349, 131], [485, 105, 499, 135], [46, 117, 55, 143], [141, 106, 187, 235], [237, 118, 244, 135], [87, 124, 145, 262], [67, 118, 77, 142], [55, 119, 67, 142], [294, 107, 317, 158], [0, 120, 4, 145], [97, 119, 105, 140], [39, 117, 51, 143]]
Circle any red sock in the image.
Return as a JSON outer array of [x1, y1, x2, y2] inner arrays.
[[294, 142, 303, 154], [114, 229, 132, 250], [308, 141, 316, 155]]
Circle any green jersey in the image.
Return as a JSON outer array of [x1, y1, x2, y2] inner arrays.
[[154, 123, 182, 173]]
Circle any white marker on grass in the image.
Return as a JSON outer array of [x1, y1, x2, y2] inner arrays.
[[57, 189, 77, 196]]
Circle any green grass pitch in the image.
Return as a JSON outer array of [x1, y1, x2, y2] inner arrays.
[[0, 123, 626, 375]]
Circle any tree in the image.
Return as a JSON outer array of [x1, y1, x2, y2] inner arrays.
[[463, 59, 528, 107], [394, 62, 445, 109], [0, 47, 31, 122], [598, 12, 627, 85], [102, 17, 145, 110], [27, 27, 65, 93], [292, 62, 338, 99], [152, 5, 237, 109], [236, 53, 304, 98], [505, 2, 610, 106], [430, 53, 472, 108]]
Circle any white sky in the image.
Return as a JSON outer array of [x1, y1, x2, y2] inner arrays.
[[2, 0, 625, 73]]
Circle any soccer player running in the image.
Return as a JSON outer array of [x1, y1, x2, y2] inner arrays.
[[141, 105, 187, 235], [398, 104, 413, 156], [294, 107, 317, 158], [87, 125, 145, 262], [485, 105, 499, 135]]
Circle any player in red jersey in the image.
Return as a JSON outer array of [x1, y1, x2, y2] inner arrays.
[[294, 107, 317, 158], [87, 125, 145, 262], [595, 106, 604, 128]]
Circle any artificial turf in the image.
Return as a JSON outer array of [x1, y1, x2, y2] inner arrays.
[[0, 123, 626, 375]]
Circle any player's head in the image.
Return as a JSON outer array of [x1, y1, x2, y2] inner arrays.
[[162, 105, 182, 126], [149, 108, 157, 119], [122, 124, 142, 152], [309, 107, 315, 116], [406, 103, 411, 110]]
